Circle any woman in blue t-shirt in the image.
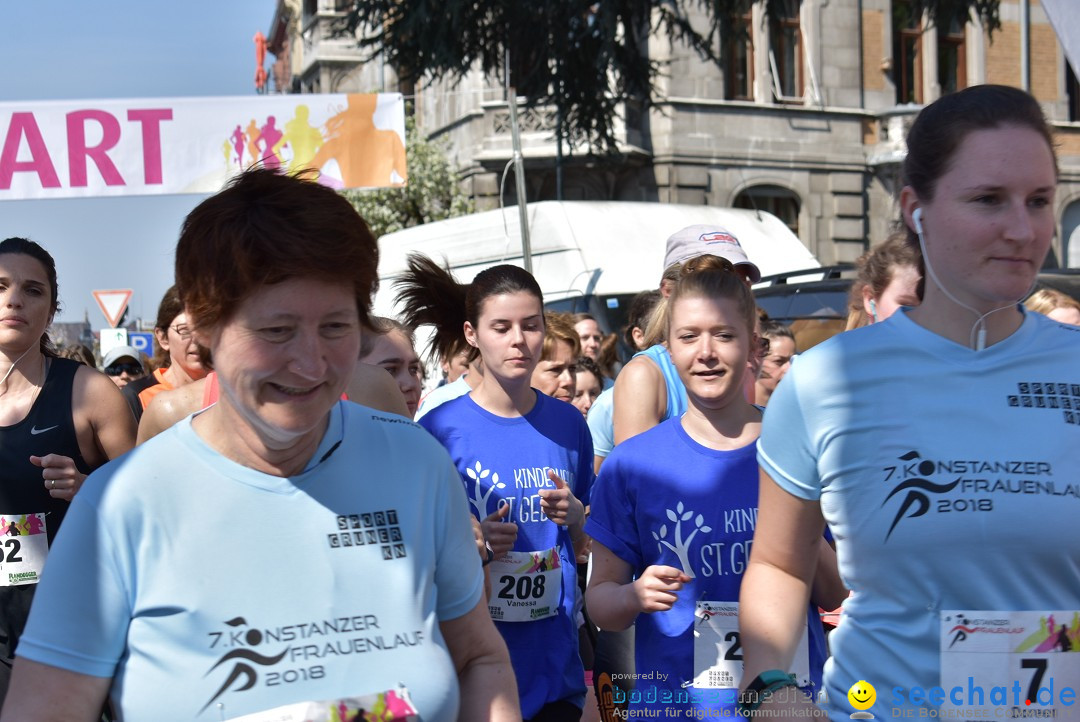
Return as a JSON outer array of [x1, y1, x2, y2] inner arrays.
[[398, 254, 594, 722], [740, 85, 1078, 722], [585, 254, 841, 717]]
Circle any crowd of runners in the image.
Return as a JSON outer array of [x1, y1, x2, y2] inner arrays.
[[0, 84, 1076, 722]]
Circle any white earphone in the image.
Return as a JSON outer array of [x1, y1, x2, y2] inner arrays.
[[910, 204, 1008, 350]]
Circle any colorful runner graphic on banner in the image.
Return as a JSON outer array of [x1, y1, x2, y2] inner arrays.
[[0, 93, 406, 200]]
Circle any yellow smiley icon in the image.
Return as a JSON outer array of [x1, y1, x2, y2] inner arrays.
[[848, 680, 876, 711]]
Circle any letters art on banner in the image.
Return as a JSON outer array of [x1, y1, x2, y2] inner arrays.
[[0, 93, 406, 200]]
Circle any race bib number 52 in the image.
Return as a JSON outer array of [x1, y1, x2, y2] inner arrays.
[[0, 513, 48, 586]]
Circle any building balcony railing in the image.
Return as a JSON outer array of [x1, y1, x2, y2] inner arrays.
[[299, 9, 364, 74], [866, 105, 920, 170]]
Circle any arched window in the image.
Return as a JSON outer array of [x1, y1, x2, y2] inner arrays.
[[734, 185, 801, 236]]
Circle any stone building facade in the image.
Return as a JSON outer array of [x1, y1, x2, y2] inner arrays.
[[268, 0, 1080, 267]]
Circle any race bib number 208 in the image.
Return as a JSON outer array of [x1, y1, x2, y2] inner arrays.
[[487, 548, 561, 623]]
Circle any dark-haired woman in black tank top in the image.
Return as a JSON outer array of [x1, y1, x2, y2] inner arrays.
[[0, 238, 135, 703]]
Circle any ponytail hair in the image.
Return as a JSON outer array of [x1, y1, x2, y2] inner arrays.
[[624, 289, 662, 350], [641, 295, 670, 349], [395, 254, 473, 365], [396, 255, 545, 366]]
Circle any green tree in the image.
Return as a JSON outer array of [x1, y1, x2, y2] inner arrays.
[[342, 117, 475, 238], [338, 0, 1000, 153]]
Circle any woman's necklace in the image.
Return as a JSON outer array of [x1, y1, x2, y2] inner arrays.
[[0, 350, 45, 405], [0, 346, 34, 396]]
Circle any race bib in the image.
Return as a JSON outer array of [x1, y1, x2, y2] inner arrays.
[[0, 513, 48, 586], [940, 610, 1080, 721], [225, 686, 420, 721], [488, 548, 562, 622], [692, 601, 811, 690]]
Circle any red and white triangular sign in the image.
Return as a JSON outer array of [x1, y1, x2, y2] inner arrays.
[[92, 289, 133, 328]]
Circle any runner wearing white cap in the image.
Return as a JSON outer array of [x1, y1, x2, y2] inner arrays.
[[613, 225, 761, 446]]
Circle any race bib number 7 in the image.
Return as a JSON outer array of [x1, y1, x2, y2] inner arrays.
[[940, 610, 1080, 721], [0, 513, 48, 586]]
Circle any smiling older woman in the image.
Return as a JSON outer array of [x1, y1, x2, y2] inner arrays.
[[0, 169, 519, 722]]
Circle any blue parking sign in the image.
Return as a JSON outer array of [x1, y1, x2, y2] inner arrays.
[[129, 332, 154, 355]]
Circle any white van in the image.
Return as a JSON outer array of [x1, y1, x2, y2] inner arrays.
[[374, 201, 818, 335]]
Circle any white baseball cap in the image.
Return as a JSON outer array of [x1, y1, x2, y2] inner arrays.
[[663, 225, 762, 283]]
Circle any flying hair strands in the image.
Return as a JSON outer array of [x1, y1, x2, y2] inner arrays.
[[393, 254, 475, 366]]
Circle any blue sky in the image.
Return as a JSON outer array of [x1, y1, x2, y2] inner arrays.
[[2, 0, 273, 324]]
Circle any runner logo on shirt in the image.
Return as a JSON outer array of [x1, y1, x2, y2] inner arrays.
[[201, 614, 424, 713], [202, 617, 290, 713], [880, 451, 1073, 541], [881, 451, 961, 541]]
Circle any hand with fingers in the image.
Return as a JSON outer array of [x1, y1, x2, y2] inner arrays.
[[30, 454, 87, 502], [538, 470, 585, 528], [630, 565, 691, 614], [481, 503, 518, 560]]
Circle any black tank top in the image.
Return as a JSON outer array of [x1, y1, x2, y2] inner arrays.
[[0, 357, 93, 662]]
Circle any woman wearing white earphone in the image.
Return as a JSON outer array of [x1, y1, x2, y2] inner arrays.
[[844, 231, 922, 330], [737, 85, 1080, 721]]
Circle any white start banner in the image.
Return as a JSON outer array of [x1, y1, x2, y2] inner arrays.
[[0, 93, 406, 201]]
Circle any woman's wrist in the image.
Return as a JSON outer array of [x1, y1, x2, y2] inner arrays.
[[738, 670, 798, 716]]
